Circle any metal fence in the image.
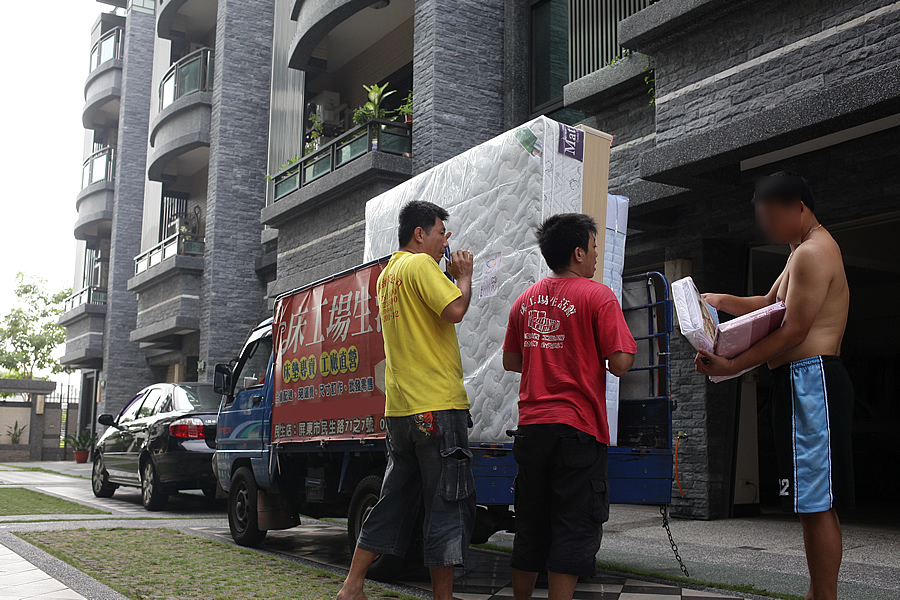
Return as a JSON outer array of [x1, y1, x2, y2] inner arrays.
[[568, 0, 655, 80]]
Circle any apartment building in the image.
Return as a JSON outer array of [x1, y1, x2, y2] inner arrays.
[[61, 0, 900, 519]]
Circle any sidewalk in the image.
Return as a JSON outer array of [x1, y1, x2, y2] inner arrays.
[[0, 542, 84, 600]]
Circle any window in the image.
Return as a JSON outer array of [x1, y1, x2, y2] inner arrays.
[[119, 392, 148, 423], [159, 192, 189, 241], [233, 335, 273, 395], [137, 388, 166, 419], [175, 385, 222, 411], [531, 0, 570, 112]]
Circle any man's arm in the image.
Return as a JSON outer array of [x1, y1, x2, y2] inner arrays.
[[607, 351, 634, 378], [703, 272, 782, 317], [502, 351, 523, 373], [440, 250, 474, 323], [697, 247, 828, 376]]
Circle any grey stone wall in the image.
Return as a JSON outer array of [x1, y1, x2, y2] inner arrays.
[[413, 0, 506, 174], [651, 0, 900, 144], [200, 0, 274, 380], [132, 267, 203, 332], [101, 6, 164, 416]]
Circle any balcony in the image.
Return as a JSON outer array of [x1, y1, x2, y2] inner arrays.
[[83, 27, 123, 129], [59, 286, 108, 369], [157, 0, 218, 41], [134, 231, 205, 275], [272, 119, 411, 201], [147, 48, 213, 182], [128, 232, 204, 346], [74, 147, 116, 241]]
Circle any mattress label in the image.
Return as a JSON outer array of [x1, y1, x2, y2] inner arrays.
[[557, 123, 584, 161], [478, 252, 503, 299]]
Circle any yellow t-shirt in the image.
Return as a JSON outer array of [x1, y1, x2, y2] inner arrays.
[[377, 251, 470, 416]]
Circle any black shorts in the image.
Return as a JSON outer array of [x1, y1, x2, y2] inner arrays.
[[771, 355, 855, 513], [511, 423, 609, 578]]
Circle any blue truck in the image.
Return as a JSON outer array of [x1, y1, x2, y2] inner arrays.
[[212, 263, 674, 581]]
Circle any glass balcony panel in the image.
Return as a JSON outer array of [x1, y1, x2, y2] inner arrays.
[[160, 75, 176, 109], [99, 34, 117, 65], [91, 154, 108, 184], [335, 132, 369, 167], [273, 170, 300, 199], [303, 154, 332, 184], [178, 57, 202, 97]]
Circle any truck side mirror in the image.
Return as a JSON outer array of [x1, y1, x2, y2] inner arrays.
[[98, 414, 116, 427], [214, 364, 233, 395]]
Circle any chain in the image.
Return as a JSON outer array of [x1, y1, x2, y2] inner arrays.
[[660, 505, 690, 578]]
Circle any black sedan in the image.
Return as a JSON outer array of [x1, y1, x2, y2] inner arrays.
[[92, 382, 221, 510]]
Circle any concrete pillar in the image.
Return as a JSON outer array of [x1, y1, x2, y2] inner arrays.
[[101, 4, 160, 416], [199, 0, 274, 381], [412, 0, 506, 174]]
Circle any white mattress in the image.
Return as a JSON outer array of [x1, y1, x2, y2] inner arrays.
[[364, 116, 628, 444]]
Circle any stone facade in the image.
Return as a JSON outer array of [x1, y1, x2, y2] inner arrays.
[[200, 0, 275, 380], [101, 6, 162, 416]]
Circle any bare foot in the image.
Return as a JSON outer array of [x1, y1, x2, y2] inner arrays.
[[336, 585, 368, 600]]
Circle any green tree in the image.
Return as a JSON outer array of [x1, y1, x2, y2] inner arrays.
[[0, 273, 70, 379]]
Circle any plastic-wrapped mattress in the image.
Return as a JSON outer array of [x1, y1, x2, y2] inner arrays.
[[364, 116, 627, 443]]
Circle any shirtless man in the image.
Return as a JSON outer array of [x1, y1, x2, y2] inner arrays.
[[696, 172, 854, 600]]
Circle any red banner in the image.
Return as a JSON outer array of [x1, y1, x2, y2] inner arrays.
[[272, 260, 388, 443]]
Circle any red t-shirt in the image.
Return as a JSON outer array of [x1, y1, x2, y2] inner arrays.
[[503, 277, 637, 444]]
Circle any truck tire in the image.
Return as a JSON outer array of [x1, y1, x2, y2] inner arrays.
[[141, 459, 169, 511], [229, 467, 267, 547], [347, 475, 407, 582]]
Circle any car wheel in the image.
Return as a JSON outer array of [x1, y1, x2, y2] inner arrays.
[[229, 467, 266, 547], [141, 459, 169, 511], [91, 455, 116, 498], [347, 474, 408, 582]]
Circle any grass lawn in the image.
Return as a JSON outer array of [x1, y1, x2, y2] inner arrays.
[[20, 528, 417, 600], [0, 488, 107, 516]]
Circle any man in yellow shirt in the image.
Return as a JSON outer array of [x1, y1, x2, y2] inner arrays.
[[338, 201, 474, 600]]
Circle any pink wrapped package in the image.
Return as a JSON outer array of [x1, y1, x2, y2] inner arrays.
[[709, 301, 786, 382]]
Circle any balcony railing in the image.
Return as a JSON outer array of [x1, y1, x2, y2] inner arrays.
[[569, 0, 655, 80], [273, 119, 412, 201], [63, 286, 108, 313], [134, 231, 205, 274], [82, 147, 115, 190], [89, 27, 124, 73], [159, 48, 214, 111]]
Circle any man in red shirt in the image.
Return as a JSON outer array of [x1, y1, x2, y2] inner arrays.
[[503, 213, 636, 600]]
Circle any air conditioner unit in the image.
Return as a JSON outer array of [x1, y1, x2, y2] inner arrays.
[[311, 91, 344, 126]]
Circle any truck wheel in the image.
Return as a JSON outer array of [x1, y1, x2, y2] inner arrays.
[[347, 475, 407, 582], [229, 467, 267, 547], [91, 455, 116, 498], [141, 460, 169, 511]]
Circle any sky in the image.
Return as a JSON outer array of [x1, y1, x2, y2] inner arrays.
[[0, 2, 111, 386], [0, 2, 107, 307]]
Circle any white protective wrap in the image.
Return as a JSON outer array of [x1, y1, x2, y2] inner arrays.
[[364, 116, 628, 444]]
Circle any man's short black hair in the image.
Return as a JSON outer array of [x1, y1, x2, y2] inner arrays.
[[536, 213, 598, 272], [398, 201, 449, 247], [753, 171, 815, 212]]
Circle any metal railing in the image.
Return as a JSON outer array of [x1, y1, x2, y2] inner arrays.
[[89, 27, 124, 73], [273, 119, 412, 201], [134, 231, 205, 274], [568, 0, 655, 80], [81, 147, 115, 190], [63, 286, 108, 313], [159, 47, 214, 111]]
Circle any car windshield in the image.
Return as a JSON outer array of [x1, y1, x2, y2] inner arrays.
[[174, 385, 221, 411]]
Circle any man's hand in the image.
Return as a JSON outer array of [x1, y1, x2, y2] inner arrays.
[[694, 349, 739, 378], [447, 250, 474, 280], [701, 293, 724, 309]]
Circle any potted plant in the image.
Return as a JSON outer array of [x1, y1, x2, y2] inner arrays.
[[66, 429, 98, 464], [352, 82, 396, 125], [305, 113, 325, 155], [397, 90, 413, 124], [6, 420, 26, 445]]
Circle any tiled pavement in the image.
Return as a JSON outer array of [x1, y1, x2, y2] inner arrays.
[[193, 521, 741, 599], [0, 543, 84, 600]]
